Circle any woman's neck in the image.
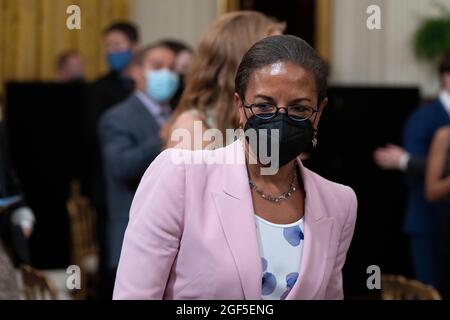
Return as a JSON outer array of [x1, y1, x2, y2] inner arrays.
[[245, 142, 297, 188]]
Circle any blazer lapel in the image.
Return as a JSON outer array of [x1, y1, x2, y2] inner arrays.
[[212, 140, 262, 300], [286, 217, 334, 299], [286, 160, 334, 300], [211, 141, 334, 300]]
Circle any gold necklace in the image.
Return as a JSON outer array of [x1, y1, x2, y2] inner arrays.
[[248, 163, 297, 203]]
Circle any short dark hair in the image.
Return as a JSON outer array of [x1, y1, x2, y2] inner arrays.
[[439, 52, 450, 75], [57, 50, 80, 70], [235, 35, 328, 103], [104, 22, 139, 44], [131, 42, 174, 66], [158, 39, 193, 55]]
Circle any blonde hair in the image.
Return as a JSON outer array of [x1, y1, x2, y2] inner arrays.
[[165, 11, 285, 138]]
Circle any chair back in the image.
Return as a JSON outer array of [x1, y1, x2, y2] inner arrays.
[[66, 180, 98, 299], [381, 275, 442, 300], [66, 180, 97, 266], [21, 265, 57, 300]]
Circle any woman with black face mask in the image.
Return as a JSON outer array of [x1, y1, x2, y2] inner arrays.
[[113, 35, 358, 300]]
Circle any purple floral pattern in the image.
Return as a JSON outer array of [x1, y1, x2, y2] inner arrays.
[[283, 225, 304, 246], [280, 272, 299, 300], [261, 258, 277, 295]]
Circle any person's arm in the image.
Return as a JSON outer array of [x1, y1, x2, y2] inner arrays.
[[405, 155, 427, 177], [373, 143, 426, 177], [113, 149, 185, 299], [373, 144, 409, 171], [426, 127, 450, 202], [4, 171, 34, 237], [164, 111, 211, 150], [0, 123, 34, 236], [324, 187, 358, 300], [99, 113, 162, 183]]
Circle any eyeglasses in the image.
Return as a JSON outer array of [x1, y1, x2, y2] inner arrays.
[[242, 101, 320, 122]]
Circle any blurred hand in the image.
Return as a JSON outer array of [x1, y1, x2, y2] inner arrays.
[[22, 226, 33, 238], [11, 206, 35, 237], [373, 144, 408, 170]]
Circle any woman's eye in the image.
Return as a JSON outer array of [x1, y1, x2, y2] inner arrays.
[[290, 105, 308, 112], [255, 104, 275, 111]]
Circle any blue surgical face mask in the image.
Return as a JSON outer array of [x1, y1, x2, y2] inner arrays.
[[107, 50, 133, 72], [145, 69, 179, 102]]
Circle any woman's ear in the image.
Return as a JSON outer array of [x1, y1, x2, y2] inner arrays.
[[234, 92, 242, 108], [235, 93, 246, 128], [313, 97, 328, 128]]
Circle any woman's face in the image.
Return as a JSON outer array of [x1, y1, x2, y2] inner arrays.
[[235, 61, 327, 129]]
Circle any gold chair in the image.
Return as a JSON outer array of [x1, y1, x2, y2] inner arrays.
[[66, 180, 98, 299], [381, 274, 442, 300], [20, 265, 57, 300]]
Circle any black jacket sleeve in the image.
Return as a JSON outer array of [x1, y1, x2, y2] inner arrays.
[[405, 155, 427, 177]]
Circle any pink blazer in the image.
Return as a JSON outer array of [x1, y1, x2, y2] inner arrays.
[[113, 140, 357, 300]]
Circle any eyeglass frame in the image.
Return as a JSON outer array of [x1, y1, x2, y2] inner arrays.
[[241, 99, 321, 122]]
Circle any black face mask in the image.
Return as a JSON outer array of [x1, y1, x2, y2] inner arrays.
[[244, 113, 314, 169]]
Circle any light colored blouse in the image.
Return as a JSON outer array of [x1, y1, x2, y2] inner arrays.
[[255, 215, 305, 300]]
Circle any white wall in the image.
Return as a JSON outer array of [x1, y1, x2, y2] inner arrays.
[[330, 0, 447, 97], [132, 0, 218, 49], [132, 0, 447, 98]]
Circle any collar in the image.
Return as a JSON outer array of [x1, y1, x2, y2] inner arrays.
[[134, 90, 170, 123]]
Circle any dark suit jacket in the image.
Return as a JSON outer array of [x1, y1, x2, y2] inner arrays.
[[403, 99, 450, 236], [406, 156, 426, 177], [99, 94, 164, 268], [84, 71, 134, 206]]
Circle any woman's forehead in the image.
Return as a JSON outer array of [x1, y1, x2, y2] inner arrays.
[[246, 62, 317, 98]]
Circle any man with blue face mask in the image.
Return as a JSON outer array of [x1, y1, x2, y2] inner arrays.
[[88, 22, 139, 118], [98, 42, 178, 297], [84, 21, 139, 299], [104, 23, 139, 74]]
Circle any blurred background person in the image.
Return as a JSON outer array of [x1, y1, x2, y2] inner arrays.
[[426, 126, 450, 202], [374, 53, 450, 288], [98, 41, 177, 298], [160, 39, 193, 77], [159, 39, 194, 110], [162, 11, 285, 150], [426, 125, 450, 299], [0, 121, 35, 299], [84, 21, 139, 299], [0, 123, 20, 300], [55, 51, 85, 83], [0, 121, 35, 264]]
